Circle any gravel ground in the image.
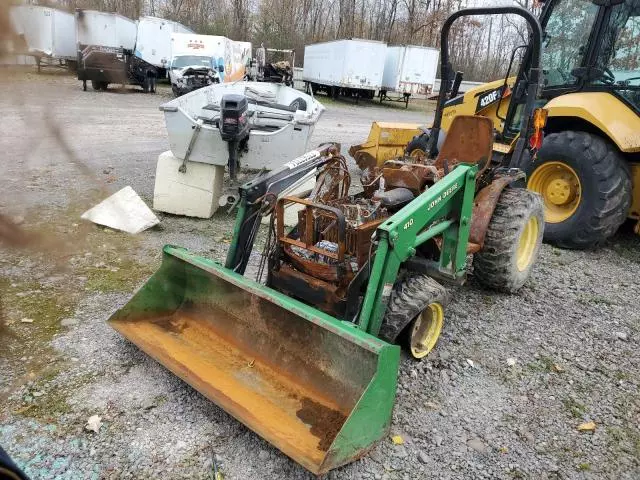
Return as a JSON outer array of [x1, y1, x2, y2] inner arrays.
[[1, 70, 639, 480]]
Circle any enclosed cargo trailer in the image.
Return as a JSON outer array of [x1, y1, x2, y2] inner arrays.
[[303, 39, 387, 99], [76, 10, 158, 93], [9, 5, 76, 71], [135, 16, 193, 79], [380, 45, 439, 107]]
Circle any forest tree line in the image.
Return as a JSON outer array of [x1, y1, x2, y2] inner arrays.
[[25, 0, 543, 81]]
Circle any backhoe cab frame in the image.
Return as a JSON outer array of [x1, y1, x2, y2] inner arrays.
[[430, 6, 544, 168]]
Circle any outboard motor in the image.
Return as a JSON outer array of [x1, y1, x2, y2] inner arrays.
[[220, 94, 250, 181]]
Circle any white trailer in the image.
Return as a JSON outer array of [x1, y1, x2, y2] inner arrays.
[[76, 10, 157, 92], [380, 45, 439, 107], [134, 16, 193, 78], [76, 10, 137, 50], [303, 39, 387, 99], [9, 5, 76, 71]]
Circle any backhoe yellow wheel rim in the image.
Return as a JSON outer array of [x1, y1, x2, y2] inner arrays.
[[527, 162, 581, 223], [516, 216, 539, 271], [409, 148, 426, 159], [410, 303, 444, 359]]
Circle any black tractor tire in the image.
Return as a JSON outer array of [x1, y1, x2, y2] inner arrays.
[[405, 133, 430, 157], [149, 76, 156, 93], [473, 188, 544, 293], [289, 97, 307, 111], [380, 272, 449, 359], [526, 131, 632, 249], [91, 80, 101, 91], [142, 76, 151, 93]]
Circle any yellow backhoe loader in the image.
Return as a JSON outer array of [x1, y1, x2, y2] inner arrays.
[[350, 0, 640, 249]]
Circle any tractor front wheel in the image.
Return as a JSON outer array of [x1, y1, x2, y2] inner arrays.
[[380, 273, 449, 360], [526, 131, 631, 249], [473, 188, 544, 293]]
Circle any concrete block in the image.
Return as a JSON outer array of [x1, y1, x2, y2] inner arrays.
[[153, 151, 225, 218]]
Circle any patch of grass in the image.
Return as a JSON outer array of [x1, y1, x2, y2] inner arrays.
[[606, 426, 640, 458], [83, 259, 155, 293], [312, 92, 435, 113], [15, 372, 96, 422], [563, 397, 587, 419], [527, 354, 556, 372], [577, 463, 591, 471], [615, 371, 629, 381], [1, 278, 77, 359]]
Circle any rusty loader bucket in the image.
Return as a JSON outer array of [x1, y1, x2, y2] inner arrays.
[[108, 246, 400, 474]]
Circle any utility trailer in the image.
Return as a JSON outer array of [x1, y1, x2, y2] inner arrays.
[[303, 39, 387, 100], [75, 10, 158, 93], [135, 16, 193, 80], [380, 45, 439, 107], [9, 5, 77, 72]]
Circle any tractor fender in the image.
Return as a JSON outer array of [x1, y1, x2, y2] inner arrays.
[[469, 171, 526, 248], [545, 92, 640, 153]]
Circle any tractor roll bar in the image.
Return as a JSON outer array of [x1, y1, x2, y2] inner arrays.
[[429, 6, 544, 158]]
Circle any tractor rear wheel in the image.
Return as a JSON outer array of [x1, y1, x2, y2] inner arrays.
[[380, 273, 449, 359], [473, 188, 544, 293], [526, 131, 631, 249]]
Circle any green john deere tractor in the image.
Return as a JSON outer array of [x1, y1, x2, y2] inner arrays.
[[107, 6, 546, 476]]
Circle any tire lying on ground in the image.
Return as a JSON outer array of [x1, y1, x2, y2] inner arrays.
[[526, 131, 632, 249], [473, 188, 544, 293], [380, 272, 449, 359]]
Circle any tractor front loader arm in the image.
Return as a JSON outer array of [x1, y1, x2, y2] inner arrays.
[[357, 163, 478, 336], [225, 143, 340, 274]]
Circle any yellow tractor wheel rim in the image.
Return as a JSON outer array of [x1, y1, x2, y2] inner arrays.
[[527, 161, 581, 223], [408, 148, 426, 159], [516, 216, 539, 271], [410, 303, 444, 359]]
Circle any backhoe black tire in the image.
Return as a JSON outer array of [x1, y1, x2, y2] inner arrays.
[[91, 80, 101, 91], [526, 131, 631, 249], [405, 133, 429, 157], [380, 273, 449, 360], [473, 188, 544, 293]]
